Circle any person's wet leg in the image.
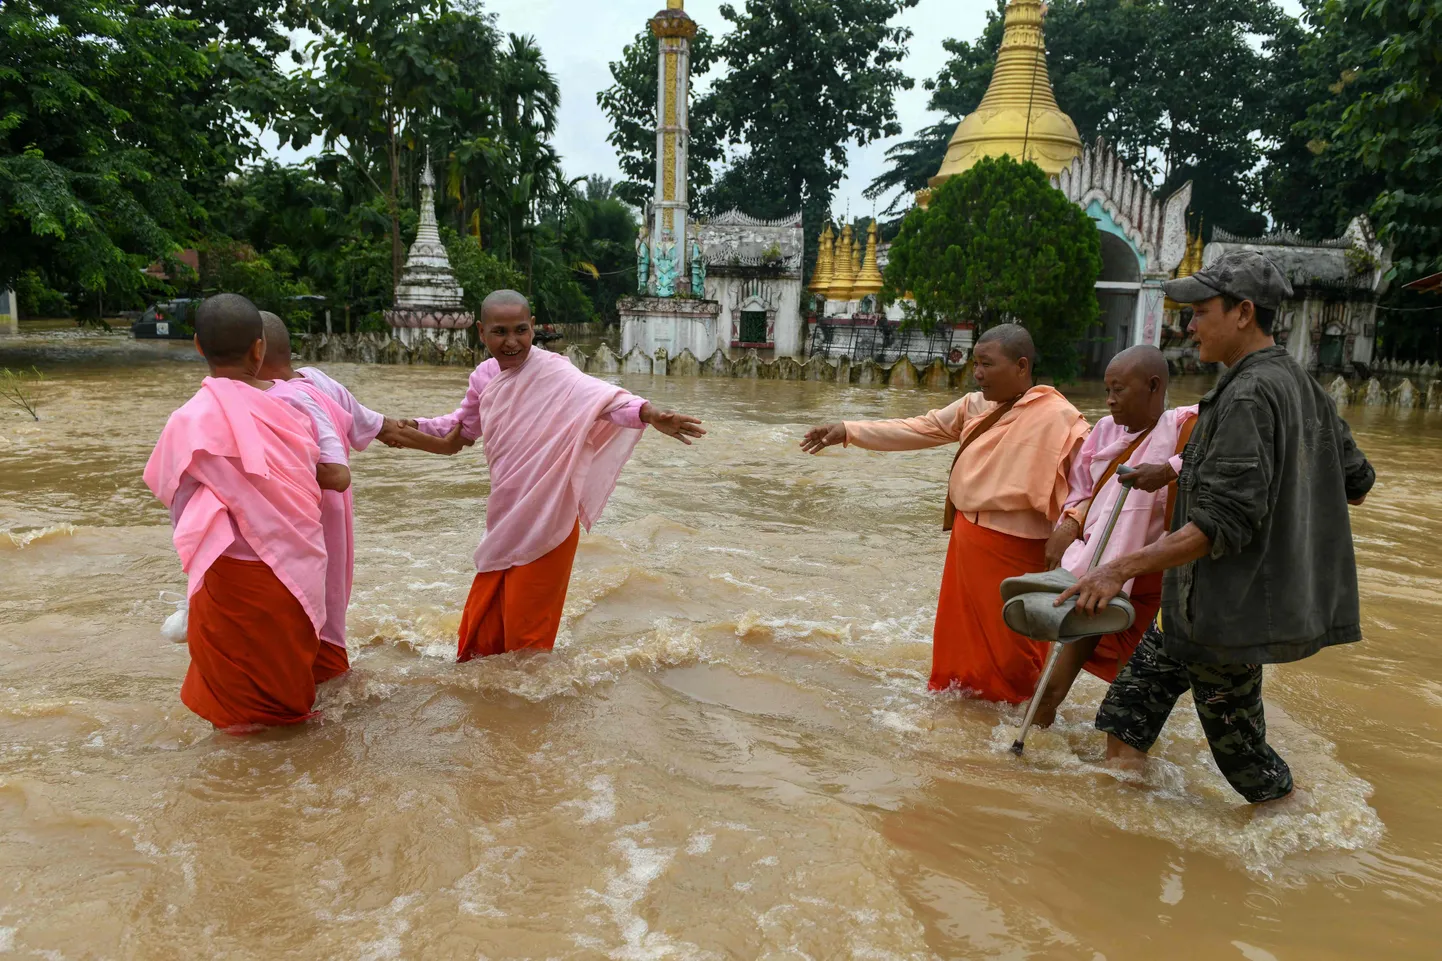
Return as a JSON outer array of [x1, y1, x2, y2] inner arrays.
[[1187, 662, 1294, 803]]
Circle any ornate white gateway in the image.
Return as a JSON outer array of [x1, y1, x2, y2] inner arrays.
[[1054, 138, 1192, 374]]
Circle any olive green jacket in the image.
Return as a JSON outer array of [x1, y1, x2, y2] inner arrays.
[[1163, 346, 1376, 664]]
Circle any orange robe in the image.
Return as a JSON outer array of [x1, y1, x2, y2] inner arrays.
[[313, 641, 350, 684], [846, 387, 1090, 702], [456, 521, 581, 661], [183, 556, 321, 730]]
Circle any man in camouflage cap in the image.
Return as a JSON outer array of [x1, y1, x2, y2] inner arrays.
[[1059, 249, 1376, 805]]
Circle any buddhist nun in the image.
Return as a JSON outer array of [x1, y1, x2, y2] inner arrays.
[[391, 290, 706, 660], [801, 324, 1090, 703], [1030, 345, 1198, 726], [143, 294, 331, 730], [257, 312, 439, 682]]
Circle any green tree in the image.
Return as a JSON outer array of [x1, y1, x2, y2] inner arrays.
[[881, 156, 1101, 380], [282, 0, 504, 289], [710, 0, 918, 259], [1277, 0, 1442, 279], [872, 0, 1285, 236], [597, 25, 725, 210], [0, 0, 290, 313]]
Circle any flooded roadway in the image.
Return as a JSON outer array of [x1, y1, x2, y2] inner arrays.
[[1, 340, 1439, 959]]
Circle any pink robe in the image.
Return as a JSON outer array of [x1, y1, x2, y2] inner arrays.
[[144, 377, 328, 633], [269, 378, 357, 651], [416, 349, 647, 572], [298, 366, 386, 450], [1059, 406, 1200, 592]]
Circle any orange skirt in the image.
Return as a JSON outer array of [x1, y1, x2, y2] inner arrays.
[[1081, 572, 1162, 683], [182, 556, 320, 730], [457, 522, 581, 662], [313, 641, 350, 684], [933, 514, 1049, 704]]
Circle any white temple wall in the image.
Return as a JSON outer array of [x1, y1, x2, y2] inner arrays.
[[621, 311, 723, 360], [705, 274, 804, 358]]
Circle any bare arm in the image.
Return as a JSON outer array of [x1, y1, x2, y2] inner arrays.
[[380, 423, 469, 456], [639, 402, 706, 445], [316, 463, 352, 493], [1056, 522, 1212, 615], [802, 396, 972, 455]]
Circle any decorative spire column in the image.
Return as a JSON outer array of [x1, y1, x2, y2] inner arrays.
[[930, 0, 1082, 188], [648, 0, 696, 296]]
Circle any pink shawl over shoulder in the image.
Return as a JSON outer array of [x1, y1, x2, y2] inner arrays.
[[473, 349, 645, 573], [143, 377, 328, 632], [269, 378, 357, 649], [1060, 405, 1200, 591]]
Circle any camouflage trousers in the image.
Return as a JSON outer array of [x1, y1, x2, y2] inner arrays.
[[1096, 623, 1294, 803]]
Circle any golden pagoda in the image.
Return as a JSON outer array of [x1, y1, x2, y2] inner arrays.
[[930, 0, 1082, 188], [827, 224, 859, 301], [852, 222, 884, 299], [809, 224, 836, 295]]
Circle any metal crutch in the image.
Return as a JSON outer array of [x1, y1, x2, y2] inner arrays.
[[1010, 466, 1136, 756]]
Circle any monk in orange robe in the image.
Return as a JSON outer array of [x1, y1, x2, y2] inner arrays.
[[390, 290, 706, 661], [144, 294, 346, 731], [802, 324, 1089, 703]]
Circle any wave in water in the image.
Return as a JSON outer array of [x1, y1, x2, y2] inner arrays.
[[2, 523, 78, 549]]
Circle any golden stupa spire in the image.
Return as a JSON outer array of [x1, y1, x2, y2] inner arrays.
[[851, 221, 885, 299], [930, 0, 1082, 187], [809, 224, 836, 295], [666, 0, 684, 7], [828, 224, 859, 301]]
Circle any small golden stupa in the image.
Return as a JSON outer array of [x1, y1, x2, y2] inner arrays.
[[851, 222, 884, 300], [930, 0, 1083, 188], [808, 224, 836, 295], [827, 224, 859, 301]]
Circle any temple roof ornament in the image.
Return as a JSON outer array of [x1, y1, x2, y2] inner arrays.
[[1055, 137, 1193, 276], [650, 0, 697, 39], [931, 0, 1082, 186]]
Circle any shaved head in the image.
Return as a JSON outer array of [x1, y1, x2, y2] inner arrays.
[[195, 293, 263, 366], [1107, 345, 1169, 386], [481, 289, 530, 325], [259, 311, 291, 368], [975, 323, 1037, 368]]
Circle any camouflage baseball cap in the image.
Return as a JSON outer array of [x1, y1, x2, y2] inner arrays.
[[1163, 249, 1295, 310]]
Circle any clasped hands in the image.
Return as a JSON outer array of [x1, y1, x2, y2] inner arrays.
[[377, 418, 471, 456]]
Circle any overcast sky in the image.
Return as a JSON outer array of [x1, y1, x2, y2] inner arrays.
[[263, 0, 1304, 217]]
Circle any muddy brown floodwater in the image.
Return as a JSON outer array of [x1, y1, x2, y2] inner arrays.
[[2, 342, 1440, 959]]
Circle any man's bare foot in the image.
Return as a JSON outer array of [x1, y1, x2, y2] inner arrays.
[[1104, 734, 1148, 778]]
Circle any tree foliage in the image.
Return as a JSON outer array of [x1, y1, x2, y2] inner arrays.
[[881, 157, 1101, 380], [596, 25, 725, 210], [708, 0, 917, 258], [0, 0, 292, 309], [1270, 0, 1442, 280]]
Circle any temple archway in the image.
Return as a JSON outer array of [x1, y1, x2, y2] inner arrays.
[[1086, 231, 1142, 375]]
